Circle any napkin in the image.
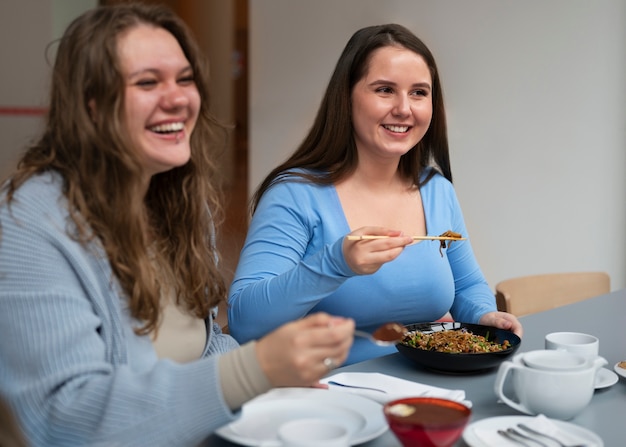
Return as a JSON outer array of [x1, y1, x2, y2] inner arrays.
[[320, 372, 469, 406], [473, 414, 599, 447]]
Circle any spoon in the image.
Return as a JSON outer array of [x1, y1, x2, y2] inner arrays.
[[354, 322, 408, 346]]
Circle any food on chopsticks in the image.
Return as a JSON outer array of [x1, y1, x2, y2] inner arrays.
[[402, 328, 511, 353], [438, 230, 463, 257], [345, 230, 465, 252], [439, 230, 463, 239], [345, 230, 465, 256]]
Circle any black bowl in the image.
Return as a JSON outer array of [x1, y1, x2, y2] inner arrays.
[[395, 321, 521, 373]]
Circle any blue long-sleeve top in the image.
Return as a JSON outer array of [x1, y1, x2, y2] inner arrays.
[[228, 170, 497, 365], [0, 172, 240, 447]]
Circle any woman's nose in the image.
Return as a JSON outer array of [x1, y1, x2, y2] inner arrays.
[[161, 84, 189, 109], [392, 96, 410, 117]]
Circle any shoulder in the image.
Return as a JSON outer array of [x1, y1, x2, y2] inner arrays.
[[420, 169, 463, 220], [261, 169, 333, 202], [4, 171, 65, 208], [1, 172, 69, 231], [420, 168, 455, 195]]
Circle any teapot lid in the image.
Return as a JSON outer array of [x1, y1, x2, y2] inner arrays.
[[522, 350, 589, 371]]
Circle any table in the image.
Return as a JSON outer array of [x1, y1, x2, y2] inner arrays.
[[207, 289, 626, 446]]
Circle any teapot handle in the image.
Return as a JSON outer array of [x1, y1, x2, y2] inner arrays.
[[593, 356, 608, 369], [493, 361, 534, 415]]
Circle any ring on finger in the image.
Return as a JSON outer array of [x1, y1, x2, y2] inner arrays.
[[323, 357, 336, 370]]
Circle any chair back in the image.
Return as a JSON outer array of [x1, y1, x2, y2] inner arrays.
[[495, 271, 610, 316]]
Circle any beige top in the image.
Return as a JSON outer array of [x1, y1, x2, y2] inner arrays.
[[150, 276, 271, 410], [152, 292, 206, 362]]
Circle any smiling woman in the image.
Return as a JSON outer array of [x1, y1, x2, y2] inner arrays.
[[227, 23, 523, 365], [350, 45, 433, 162], [0, 3, 355, 446], [118, 23, 200, 181]]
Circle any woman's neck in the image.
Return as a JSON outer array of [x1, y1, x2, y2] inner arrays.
[[344, 158, 412, 194]]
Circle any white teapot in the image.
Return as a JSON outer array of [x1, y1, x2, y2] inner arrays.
[[494, 349, 607, 420]]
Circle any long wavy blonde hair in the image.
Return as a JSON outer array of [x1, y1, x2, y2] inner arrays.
[[3, 3, 228, 335]]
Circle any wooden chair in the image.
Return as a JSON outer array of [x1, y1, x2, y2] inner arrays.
[[495, 271, 610, 317]]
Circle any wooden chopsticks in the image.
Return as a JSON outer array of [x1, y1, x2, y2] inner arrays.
[[345, 235, 467, 241]]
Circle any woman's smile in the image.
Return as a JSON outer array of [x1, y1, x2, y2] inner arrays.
[[118, 24, 201, 179], [351, 45, 433, 160]]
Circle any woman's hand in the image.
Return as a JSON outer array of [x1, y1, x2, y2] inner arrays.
[[255, 313, 355, 387], [479, 311, 523, 337], [342, 226, 414, 275]]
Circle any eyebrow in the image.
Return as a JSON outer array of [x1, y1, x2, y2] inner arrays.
[[369, 79, 432, 90], [127, 65, 194, 79]]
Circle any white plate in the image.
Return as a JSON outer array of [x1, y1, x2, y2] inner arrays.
[[215, 388, 388, 446], [595, 367, 618, 389], [463, 415, 603, 447], [614, 361, 626, 379]]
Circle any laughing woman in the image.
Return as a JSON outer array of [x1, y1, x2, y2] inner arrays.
[[0, 4, 353, 446]]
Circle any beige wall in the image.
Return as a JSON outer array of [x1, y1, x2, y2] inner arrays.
[[0, 0, 97, 180], [2, 1, 625, 291], [249, 0, 626, 290], [0, 0, 235, 183]]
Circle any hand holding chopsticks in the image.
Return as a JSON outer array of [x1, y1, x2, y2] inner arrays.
[[345, 234, 466, 242], [345, 230, 465, 258]]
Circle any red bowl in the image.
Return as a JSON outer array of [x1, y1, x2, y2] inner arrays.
[[383, 397, 471, 447]]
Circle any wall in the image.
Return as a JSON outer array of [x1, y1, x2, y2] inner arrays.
[[0, 0, 96, 180], [249, 0, 626, 290], [176, 0, 235, 185], [1, 0, 625, 291], [0, 0, 235, 183]]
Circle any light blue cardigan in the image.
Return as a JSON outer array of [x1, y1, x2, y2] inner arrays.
[[0, 172, 239, 446]]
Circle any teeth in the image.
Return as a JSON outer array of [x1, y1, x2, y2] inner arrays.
[[150, 122, 184, 133], [385, 125, 409, 133], [384, 125, 409, 133]]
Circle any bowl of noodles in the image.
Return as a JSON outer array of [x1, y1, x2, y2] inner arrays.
[[395, 321, 521, 373]]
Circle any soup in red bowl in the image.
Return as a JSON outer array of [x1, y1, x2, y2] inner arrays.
[[383, 397, 471, 447]]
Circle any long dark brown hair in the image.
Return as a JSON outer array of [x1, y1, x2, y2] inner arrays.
[[251, 23, 451, 213], [2, 3, 228, 335]]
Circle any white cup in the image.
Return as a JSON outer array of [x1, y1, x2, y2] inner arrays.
[[545, 332, 599, 359], [494, 350, 607, 420], [275, 418, 350, 447]]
